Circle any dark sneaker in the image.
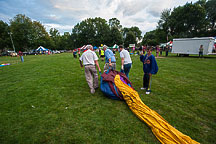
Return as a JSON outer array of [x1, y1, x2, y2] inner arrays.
[[146, 89, 151, 95]]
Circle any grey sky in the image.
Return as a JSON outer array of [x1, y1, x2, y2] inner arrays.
[[0, 0, 198, 35]]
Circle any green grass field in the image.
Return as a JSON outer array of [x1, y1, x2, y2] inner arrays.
[[0, 52, 216, 144]]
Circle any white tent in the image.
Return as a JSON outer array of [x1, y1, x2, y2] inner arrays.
[[36, 46, 48, 51], [160, 43, 167, 47], [80, 45, 87, 50], [166, 41, 173, 46], [113, 44, 119, 48]]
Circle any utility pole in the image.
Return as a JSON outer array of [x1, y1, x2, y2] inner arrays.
[[9, 32, 16, 52]]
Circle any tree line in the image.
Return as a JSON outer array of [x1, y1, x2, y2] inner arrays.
[[0, 15, 142, 52], [0, 0, 215, 52], [142, 0, 216, 45]]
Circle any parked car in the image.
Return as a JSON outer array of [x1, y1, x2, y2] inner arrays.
[[1, 51, 17, 57], [23, 52, 30, 55], [1, 51, 8, 56], [60, 50, 66, 53], [29, 52, 37, 55], [10, 51, 17, 57], [53, 50, 60, 54]]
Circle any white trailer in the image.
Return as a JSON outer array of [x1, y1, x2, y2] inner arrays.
[[171, 37, 215, 56]]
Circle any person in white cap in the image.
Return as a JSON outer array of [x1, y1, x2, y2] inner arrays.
[[79, 45, 101, 94]]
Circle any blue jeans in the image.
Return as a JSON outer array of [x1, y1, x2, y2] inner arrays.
[[199, 52, 203, 57], [20, 56, 24, 62], [121, 63, 132, 78]]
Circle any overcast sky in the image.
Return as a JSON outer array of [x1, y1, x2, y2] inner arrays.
[[0, 0, 198, 35]]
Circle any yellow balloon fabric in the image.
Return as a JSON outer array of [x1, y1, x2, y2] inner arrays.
[[114, 75, 199, 144]]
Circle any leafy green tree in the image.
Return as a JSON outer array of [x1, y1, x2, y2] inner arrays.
[[59, 32, 71, 50], [122, 27, 142, 46], [109, 18, 123, 46], [206, 0, 216, 35], [71, 17, 110, 47], [153, 0, 216, 40], [0, 20, 10, 52], [157, 9, 171, 39], [10, 14, 33, 51], [31, 21, 52, 49], [71, 32, 78, 49], [109, 18, 122, 30], [10, 14, 51, 51], [122, 27, 129, 39], [124, 31, 136, 47], [129, 26, 142, 41], [195, 0, 206, 7], [142, 30, 159, 46], [168, 3, 207, 37], [155, 29, 168, 43], [110, 26, 123, 46], [92, 17, 110, 46], [71, 19, 95, 47], [49, 28, 61, 50]]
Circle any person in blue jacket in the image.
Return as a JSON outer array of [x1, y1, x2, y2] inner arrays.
[[140, 47, 158, 94]]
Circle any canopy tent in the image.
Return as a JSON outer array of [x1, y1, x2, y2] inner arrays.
[[80, 45, 96, 50], [167, 41, 173, 46], [80, 45, 87, 50], [93, 46, 98, 50], [36, 46, 49, 51], [160, 43, 166, 47], [112, 44, 119, 49]]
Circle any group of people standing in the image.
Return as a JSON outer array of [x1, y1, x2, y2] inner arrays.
[[79, 45, 158, 95], [143, 45, 170, 58], [155, 45, 170, 57]]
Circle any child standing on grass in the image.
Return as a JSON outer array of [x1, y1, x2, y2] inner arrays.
[[156, 45, 160, 57], [199, 45, 204, 58], [140, 47, 158, 94]]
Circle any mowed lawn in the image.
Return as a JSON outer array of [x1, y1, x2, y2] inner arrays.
[[0, 52, 215, 144]]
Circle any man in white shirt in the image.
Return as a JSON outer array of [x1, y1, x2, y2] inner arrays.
[[79, 45, 101, 94], [119, 45, 132, 78]]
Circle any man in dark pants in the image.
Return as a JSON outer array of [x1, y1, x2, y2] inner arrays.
[[140, 47, 158, 94]]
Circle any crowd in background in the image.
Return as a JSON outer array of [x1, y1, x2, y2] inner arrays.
[[72, 45, 172, 59]]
